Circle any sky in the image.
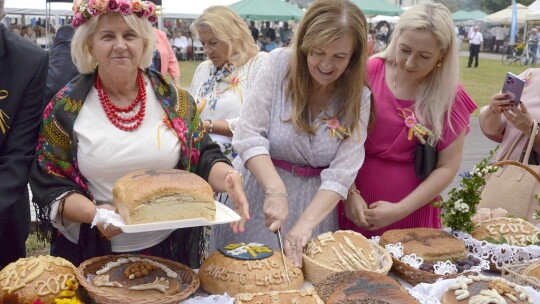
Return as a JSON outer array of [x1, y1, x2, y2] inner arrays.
[[5, 0, 239, 14]]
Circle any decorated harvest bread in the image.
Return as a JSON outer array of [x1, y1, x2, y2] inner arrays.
[[522, 260, 540, 282], [198, 243, 303, 296], [302, 230, 389, 285], [113, 169, 215, 224], [315, 271, 418, 304], [441, 275, 533, 304], [234, 287, 324, 304], [471, 217, 540, 246], [379, 228, 467, 263], [0, 255, 79, 304], [88, 256, 181, 299]]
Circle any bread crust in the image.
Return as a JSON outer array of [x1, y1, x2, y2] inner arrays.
[[471, 217, 540, 246], [315, 271, 418, 304], [199, 251, 304, 296], [379, 228, 467, 263], [113, 169, 215, 224], [0, 255, 77, 304]]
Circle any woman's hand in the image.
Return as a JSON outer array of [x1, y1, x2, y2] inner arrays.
[[489, 92, 513, 114], [364, 201, 407, 231], [503, 102, 534, 134], [224, 171, 250, 234], [344, 193, 370, 228], [95, 204, 123, 240], [283, 223, 311, 268], [263, 192, 288, 232]]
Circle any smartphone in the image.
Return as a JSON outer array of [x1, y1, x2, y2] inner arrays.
[[502, 72, 525, 106]]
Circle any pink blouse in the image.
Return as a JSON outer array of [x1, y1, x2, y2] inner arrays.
[[154, 28, 180, 80]]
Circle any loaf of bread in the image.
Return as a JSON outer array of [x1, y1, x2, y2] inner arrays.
[[315, 271, 418, 304], [0, 255, 78, 304], [441, 275, 531, 304], [379, 228, 467, 263], [471, 217, 540, 246], [199, 244, 304, 296], [113, 169, 216, 224], [234, 287, 324, 304]]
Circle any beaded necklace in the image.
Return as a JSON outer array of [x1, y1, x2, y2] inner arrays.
[[95, 70, 146, 132]]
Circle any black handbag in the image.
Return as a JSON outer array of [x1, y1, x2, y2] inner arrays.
[[415, 142, 438, 179]]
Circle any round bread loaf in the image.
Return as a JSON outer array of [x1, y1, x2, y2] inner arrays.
[[198, 245, 304, 296], [522, 260, 540, 282], [113, 169, 216, 224], [379, 228, 467, 263], [440, 275, 531, 304], [0, 255, 78, 304], [235, 287, 324, 304], [471, 217, 539, 246], [302, 230, 386, 286], [315, 271, 418, 304]]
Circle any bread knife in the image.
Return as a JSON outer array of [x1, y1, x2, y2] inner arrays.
[[276, 228, 291, 289]]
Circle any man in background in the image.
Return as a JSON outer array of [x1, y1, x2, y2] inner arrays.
[[249, 20, 258, 42], [45, 25, 78, 104], [467, 25, 483, 68], [0, 0, 49, 269]]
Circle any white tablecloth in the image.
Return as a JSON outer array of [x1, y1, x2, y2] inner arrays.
[[180, 270, 540, 304]]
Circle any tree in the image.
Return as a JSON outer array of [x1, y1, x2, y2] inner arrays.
[[482, 0, 535, 14], [436, 0, 535, 13]]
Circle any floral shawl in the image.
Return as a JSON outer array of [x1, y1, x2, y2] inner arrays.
[[29, 69, 227, 265]]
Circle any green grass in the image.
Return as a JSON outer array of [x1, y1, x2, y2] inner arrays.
[[179, 54, 532, 117], [459, 55, 529, 116], [179, 60, 202, 89]]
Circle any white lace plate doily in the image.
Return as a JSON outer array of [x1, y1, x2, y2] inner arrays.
[[451, 229, 540, 269]]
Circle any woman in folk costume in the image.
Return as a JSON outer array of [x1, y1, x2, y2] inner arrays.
[[29, 0, 249, 267]]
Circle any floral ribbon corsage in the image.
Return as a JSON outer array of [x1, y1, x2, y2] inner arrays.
[[315, 117, 350, 140], [397, 108, 433, 143]]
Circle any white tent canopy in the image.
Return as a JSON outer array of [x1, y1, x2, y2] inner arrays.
[[370, 15, 399, 24], [527, 0, 540, 20], [484, 3, 528, 24]]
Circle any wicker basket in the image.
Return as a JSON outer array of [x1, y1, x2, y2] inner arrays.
[[75, 254, 199, 304], [391, 257, 476, 286], [501, 261, 540, 292], [302, 240, 392, 285]]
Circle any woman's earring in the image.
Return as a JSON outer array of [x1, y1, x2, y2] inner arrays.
[[436, 62, 442, 67]]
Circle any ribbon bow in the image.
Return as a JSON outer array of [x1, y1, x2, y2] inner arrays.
[[397, 108, 432, 143], [0, 90, 10, 135]]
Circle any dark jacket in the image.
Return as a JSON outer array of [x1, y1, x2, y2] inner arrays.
[[0, 23, 48, 268], [45, 25, 79, 104]]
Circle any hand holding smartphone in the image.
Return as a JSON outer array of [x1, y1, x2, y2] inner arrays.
[[501, 72, 525, 106]]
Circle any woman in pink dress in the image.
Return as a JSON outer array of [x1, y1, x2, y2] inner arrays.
[[339, 3, 477, 238]]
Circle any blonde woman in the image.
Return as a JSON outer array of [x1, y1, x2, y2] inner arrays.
[[340, 3, 477, 237], [219, 0, 373, 268], [190, 6, 267, 162]]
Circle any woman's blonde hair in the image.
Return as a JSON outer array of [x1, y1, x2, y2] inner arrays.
[[378, 2, 459, 143], [191, 5, 258, 67], [287, 0, 370, 139], [71, 12, 155, 74]]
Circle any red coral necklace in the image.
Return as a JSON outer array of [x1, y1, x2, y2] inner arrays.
[[95, 70, 146, 131]]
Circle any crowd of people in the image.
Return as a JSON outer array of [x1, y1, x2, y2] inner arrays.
[[2, 0, 540, 277]]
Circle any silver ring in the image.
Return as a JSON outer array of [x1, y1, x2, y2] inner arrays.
[[291, 244, 297, 247]]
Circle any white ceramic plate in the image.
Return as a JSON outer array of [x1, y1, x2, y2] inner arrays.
[[119, 202, 240, 233]]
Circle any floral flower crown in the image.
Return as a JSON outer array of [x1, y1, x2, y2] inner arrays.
[[72, 0, 158, 28]]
